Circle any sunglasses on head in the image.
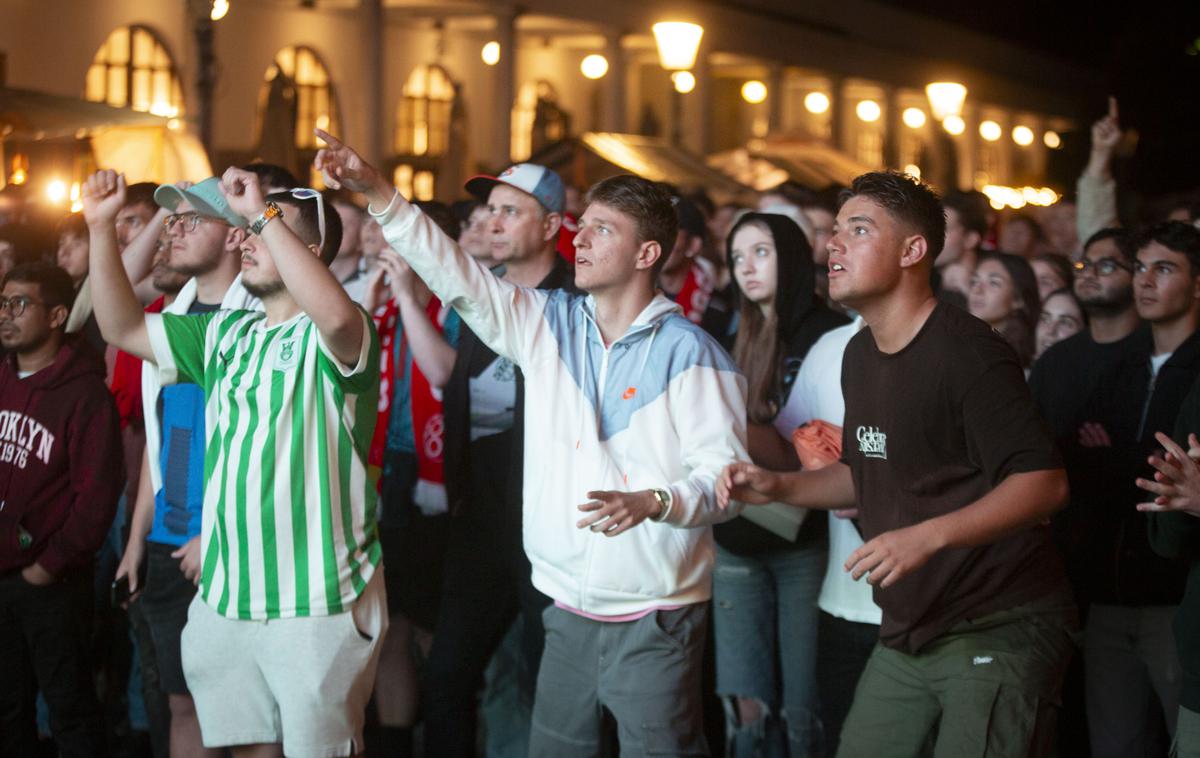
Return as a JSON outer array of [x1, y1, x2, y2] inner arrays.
[[286, 188, 326, 254]]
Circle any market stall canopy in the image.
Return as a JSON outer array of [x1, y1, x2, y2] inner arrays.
[[530, 132, 754, 203], [0, 87, 167, 141], [91, 126, 212, 184], [708, 138, 874, 191]]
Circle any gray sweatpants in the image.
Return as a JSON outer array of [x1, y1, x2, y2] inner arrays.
[[529, 603, 709, 758]]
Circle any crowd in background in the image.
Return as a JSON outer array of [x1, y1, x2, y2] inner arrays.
[[2, 92, 1200, 758]]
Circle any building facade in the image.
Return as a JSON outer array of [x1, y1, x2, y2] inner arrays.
[[0, 0, 1097, 202]]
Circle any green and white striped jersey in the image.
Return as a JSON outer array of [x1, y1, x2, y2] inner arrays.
[[146, 308, 382, 620]]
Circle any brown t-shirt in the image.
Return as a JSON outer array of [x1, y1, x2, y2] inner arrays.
[[841, 302, 1067, 653]]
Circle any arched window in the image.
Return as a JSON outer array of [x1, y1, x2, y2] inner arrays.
[[395, 65, 455, 157], [258, 46, 340, 151], [511, 81, 569, 162], [85, 26, 184, 117]]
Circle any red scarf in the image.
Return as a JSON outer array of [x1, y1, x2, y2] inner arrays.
[[675, 262, 714, 324], [406, 297, 448, 514], [369, 298, 448, 514]]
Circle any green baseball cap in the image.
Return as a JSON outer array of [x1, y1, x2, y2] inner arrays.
[[154, 177, 248, 229]]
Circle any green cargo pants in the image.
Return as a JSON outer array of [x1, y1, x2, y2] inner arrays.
[[836, 593, 1078, 758]]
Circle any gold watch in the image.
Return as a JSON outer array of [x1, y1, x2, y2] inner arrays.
[[650, 488, 671, 522]]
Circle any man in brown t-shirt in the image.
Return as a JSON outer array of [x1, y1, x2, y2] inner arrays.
[[719, 171, 1077, 757]]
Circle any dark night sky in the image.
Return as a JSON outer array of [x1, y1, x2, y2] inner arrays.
[[877, 0, 1200, 200]]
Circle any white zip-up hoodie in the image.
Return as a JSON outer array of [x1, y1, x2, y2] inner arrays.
[[373, 195, 748, 615]]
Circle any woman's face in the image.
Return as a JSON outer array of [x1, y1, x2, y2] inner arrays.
[[730, 223, 778, 308], [1036, 291, 1084, 359], [1032, 258, 1069, 303], [969, 258, 1019, 328]]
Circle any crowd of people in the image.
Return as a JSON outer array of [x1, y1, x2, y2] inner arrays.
[[2, 95, 1200, 758]]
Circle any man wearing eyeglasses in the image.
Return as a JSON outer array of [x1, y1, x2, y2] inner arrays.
[[1028, 226, 1147, 751], [0, 261, 123, 757], [83, 167, 386, 758], [1063, 221, 1200, 755]]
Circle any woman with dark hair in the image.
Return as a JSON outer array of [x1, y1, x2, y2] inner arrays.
[[1035, 287, 1087, 360], [713, 212, 847, 756], [1032, 253, 1075, 303], [969, 251, 1041, 368]]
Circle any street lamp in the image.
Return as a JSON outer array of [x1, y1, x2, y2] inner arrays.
[[652, 21, 704, 146], [652, 22, 704, 70], [925, 82, 967, 122], [581, 54, 608, 80]]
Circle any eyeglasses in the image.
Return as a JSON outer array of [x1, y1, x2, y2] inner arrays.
[[1073, 257, 1132, 277], [287, 188, 326, 253], [0, 295, 46, 317], [164, 212, 225, 235]]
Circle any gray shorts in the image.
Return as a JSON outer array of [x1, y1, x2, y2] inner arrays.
[[529, 603, 710, 758], [180, 566, 388, 757]]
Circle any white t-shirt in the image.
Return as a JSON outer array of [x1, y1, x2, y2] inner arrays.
[[775, 316, 882, 625]]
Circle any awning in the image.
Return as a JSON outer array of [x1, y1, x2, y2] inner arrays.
[[91, 126, 212, 184], [708, 138, 874, 191], [0, 87, 167, 141], [530, 132, 754, 203]]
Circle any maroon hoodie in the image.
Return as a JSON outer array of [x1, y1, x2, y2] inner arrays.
[[0, 336, 123, 577]]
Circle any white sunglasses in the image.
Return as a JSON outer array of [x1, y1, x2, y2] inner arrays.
[[287, 187, 326, 253]]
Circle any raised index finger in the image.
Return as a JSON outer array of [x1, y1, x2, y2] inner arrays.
[[1108, 96, 1119, 121], [314, 128, 343, 149]]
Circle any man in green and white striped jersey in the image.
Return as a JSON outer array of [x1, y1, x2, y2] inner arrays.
[[82, 167, 385, 758]]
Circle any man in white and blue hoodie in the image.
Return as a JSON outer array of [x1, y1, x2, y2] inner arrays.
[[314, 129, 748, 756]]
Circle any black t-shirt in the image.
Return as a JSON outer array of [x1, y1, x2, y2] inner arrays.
[[841, 302, 1066, 653]]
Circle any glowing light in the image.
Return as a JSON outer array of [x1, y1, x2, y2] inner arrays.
[[10, 169, 26, 185], [741, 80, 767, 104], [903, 164, 921, 180], [652, 22, 704, 70], [69, 182, 82, 213], [925, 82, 967, 121], [315, 114, 330, 130], [943, 115, 965, 135], [481, 41, 500, 66], [1012, 125, 1034, 146], [804, 92, 830, 114], [580, 54, 608, 80], [981, 184, 1060, 210], [856, 99, 881, 123], [902, 107, 927, 129], [167, 118, 182, 131], [149, 101, 178, 118], [46, 180, 67, 204], [979, 120, 1002, 141], [1043, 130, 1061, 149], [671, 71, 696, 94], [210, 0, 229, 21]]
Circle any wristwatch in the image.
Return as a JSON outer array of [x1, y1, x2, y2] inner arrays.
[[650, 488, 672, 522], [250, 202, 283, 235]]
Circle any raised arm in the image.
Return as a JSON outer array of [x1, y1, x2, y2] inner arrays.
[[376, 249, 456, 388], [82, 171, 154, 362], [219, 167, 364, 367], [314, 129, 545, 366], [1077, 97, 1122, 244]]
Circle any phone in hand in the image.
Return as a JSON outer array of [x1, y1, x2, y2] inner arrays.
[[111, 575, 134, 608]]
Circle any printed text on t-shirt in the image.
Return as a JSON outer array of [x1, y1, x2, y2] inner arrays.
[[856, 426, 888, 460]]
